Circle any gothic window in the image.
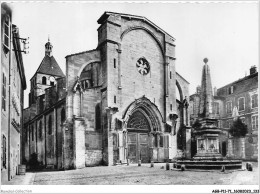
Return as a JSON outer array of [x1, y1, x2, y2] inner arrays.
[[42, 76, 46, 85], [238, 97, 245, 111], [48, 115, 52, 135], [39, 121, 42, 139], [81, 80, 90, 90], [80, 68, 92, 90], [2, 73, 7, 111], [127, 111, 150, 130], [252, 115, 258, 130], [61, 108, 65, 124], [226, 101, 232, 114], [95, 104, 101, 131], [251, 94, 258, 109]]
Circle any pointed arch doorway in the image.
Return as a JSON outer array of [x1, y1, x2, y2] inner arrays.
[[127, 110, 151, 163]]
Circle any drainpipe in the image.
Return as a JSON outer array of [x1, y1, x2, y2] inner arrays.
[[8, 23, 13, 181]]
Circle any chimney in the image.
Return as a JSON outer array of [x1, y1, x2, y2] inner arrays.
[[250, 66, 257, 75]]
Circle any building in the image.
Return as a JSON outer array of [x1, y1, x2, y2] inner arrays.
[[64, 11, 190, 169], [22, 39, 66, 169], [1, 3, 27, 183], [22, 12, 190, 170], [190, 65, 258, 161]]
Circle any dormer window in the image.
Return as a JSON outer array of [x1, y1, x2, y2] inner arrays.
[[3, 16, 10, 52]]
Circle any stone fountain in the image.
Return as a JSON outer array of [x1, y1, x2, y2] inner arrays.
[[176, 58, 242, 170]]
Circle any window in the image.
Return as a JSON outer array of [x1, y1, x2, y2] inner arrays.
[[114, 58, 116, 68], [213, 102, 219, 114], [42, 76, 46, 85], [114, 96, 116, 104], [170, 104, 172, 111], [159, 135, 164, 147], [50, 81, 54, 86], [170, 71, 172, 79], [251, 94, 258, 109], [238, 97, 245, 111], [31, 126, 34, 141], [48, 115, 52, 135], [226, 101, 232, 114], [2, 73, 7, 111], [154, 135, 158, 147], [95, 104, 101, 131], [3, 16, 10, 51], [252, 115, 258, 130], [61, 108, 66, 124], [81, 80, 90, 90], [227, 86, 234, 95], [39, 121, 42, 139]]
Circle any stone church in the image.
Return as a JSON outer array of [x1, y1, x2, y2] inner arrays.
[[23, 12, 190, 170]]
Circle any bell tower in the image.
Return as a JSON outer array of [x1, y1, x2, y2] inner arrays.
[[45, 37, 53, 57]]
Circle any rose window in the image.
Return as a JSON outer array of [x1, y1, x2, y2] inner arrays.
[[136, 57, 150, 75]]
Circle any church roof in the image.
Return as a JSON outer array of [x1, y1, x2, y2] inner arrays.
[[97, 11, 176, 41], [32, 55, 65, 79]]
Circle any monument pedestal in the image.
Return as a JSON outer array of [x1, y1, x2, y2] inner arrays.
[[193, 118, 223, 160]]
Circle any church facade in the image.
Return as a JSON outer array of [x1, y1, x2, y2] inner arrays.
[[63, 12, 190, 169], [22, 12, 190, 170]]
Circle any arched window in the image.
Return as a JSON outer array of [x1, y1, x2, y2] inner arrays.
[[48, 115, 52, 135], [95, 103, 101, 131], [61, 108, 65, 124], [42, 76, 46, 85], [39, 121, 42, 138]]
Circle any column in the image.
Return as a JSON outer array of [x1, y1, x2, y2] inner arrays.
[[106, 107, 118, 166], [73, 90, 81, 117], [169, 113, 178, 159]]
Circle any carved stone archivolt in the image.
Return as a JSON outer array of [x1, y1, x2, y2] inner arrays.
[[122, 96, 163, 132]]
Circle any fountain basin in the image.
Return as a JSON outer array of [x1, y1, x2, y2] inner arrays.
[[175, 160, 242, 170]]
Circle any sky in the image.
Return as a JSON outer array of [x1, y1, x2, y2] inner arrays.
[[8, 1, 258, 108]]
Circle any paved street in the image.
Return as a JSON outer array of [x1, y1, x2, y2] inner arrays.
[[4, 162, 258, 185]]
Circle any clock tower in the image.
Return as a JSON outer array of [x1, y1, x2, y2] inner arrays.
[[28, 38, 65, 106]]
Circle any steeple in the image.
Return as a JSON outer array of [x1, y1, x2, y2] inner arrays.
[[45, 36, 53, 57], [198, 58, 214, 118]]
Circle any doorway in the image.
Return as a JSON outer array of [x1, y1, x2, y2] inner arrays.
[[127, 132, 149, 163]]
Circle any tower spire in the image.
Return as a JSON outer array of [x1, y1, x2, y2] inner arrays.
[[198, 58, 214, 118], [45, 35, 53, 57]]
